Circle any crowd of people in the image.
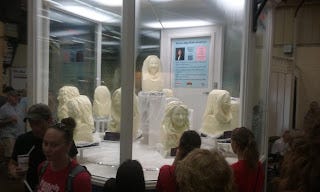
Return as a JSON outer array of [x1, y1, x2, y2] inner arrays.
[[272, 101, 320, 191], [1, 86, 319, 192]]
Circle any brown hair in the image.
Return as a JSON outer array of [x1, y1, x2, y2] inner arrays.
[[275, 122, 320, 191], [116, 159, 145, 192], [50, 117, 76, 143], [174, 130, 201, 163], [176, 149, 234, 192], [231, 127, 259, 169]]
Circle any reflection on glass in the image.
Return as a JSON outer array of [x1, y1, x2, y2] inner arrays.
[[49, 9, 96, 118], [44, 0, 248, 186]]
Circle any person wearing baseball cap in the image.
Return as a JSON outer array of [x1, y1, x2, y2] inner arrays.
[[0, 89, 26, 177], [8, 103, 78, 191]]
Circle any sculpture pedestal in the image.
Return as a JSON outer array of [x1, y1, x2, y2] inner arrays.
[[94, 117, 109, 133], [138, 91, 166, 147]]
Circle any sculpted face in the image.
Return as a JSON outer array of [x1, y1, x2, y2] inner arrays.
[[171, 106, 188, 129], [148, 58, 160, 75]]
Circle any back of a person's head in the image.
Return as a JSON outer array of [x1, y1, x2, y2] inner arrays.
[[3, 86, 14, 93], [176, 149, 234, 192], [178, 130, 201, 160], [24, 103, 52, 122], [103, 178, 116, 192], [277, 123, 320, 191], [116, 159, 145, 192], [50, 117, 76, 144], [231, 127, 259, 169]]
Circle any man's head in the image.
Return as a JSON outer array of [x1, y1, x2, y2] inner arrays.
[[24, 103, 53, 138], [6, 90, 20, 106]]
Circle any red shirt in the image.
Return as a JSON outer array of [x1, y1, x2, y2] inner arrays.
[[37, 159, 91, 192], [156, 165, 178, 192], [231, 160, 264, 192]]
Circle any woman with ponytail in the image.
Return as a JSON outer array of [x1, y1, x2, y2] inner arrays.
[[231, 127, 264, 192], [156, 130, 201, 192], [37, 117, 91, 192]]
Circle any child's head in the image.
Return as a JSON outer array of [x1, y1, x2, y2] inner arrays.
[[177, 130, 201, 161], [231, 127, 259, 168], [176, 149, 234, 192], [116, 159, 145, 192]]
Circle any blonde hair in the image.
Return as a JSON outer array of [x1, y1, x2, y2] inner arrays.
[[176, 149, 234, 192]]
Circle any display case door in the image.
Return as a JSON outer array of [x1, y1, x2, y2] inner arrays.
[[161, 26, 223, 130]]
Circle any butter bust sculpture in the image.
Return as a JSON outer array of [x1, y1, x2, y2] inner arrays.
[[57, 86, 80, 121], [93, 85, 111, 118], [200, 89, 232, 137], [161, 101, 189, 155], [67, 95, 94, 143], [141, 55, 164, 92], [108, 88, 140, 138]]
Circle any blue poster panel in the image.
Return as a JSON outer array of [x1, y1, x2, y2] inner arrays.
[[172, 37, 210, 88]]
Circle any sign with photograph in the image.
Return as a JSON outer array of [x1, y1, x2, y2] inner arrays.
[[11, 67, 27, 90], [172, 37, 210, 88]]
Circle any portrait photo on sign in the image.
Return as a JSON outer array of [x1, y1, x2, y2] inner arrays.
[[175, 48, 185, 61]]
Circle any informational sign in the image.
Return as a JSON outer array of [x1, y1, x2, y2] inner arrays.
[[172, 37, 210, 88], [11, 67, 27, 90], [61, 43, 86, 84]]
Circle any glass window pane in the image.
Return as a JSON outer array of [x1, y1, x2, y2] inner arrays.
[[40, 0, 253, 189], [49, 10, 96, 118], [135, 0, 246, 187], [45, 0, 122, 181]]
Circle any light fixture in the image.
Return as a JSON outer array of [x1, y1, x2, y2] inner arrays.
[[50, 29, 89, 37], [92, 0, 122, 7], [216, 0, 244, 11], [64, 5, 119, 23], [144, 20, 212, 29], [102, 41, 120, 46], [149, 0, 173, 2]]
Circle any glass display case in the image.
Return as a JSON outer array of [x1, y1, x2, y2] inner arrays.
[[28, 0, 269, 189]]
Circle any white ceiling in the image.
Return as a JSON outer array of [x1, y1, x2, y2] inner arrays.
[[46, 0, 245, 29]]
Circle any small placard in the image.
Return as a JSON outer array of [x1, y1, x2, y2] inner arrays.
[[104, 132, 120, 141]]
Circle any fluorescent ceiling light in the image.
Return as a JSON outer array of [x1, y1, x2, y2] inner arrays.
[[102, 41, 120, 45], [92, 0, 122, 7], [139, 45, 160, 49], [150, 0, 173, 2], [49, 11, 89, 25], [145, 20, 212, 29], [50, 29, 89, 37], [141, 31, 160, 39], [64, 5, 119, 23], [217, 0, 244, 10]]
